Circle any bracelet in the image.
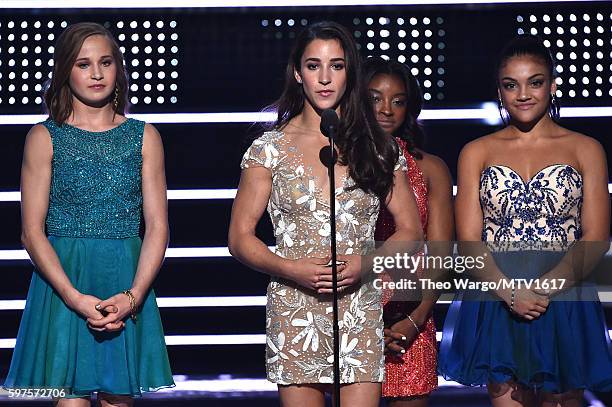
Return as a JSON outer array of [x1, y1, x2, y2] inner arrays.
[[510, 287, 515, 312], [122, 290, 138, 321], [407, 315, 421, 335]]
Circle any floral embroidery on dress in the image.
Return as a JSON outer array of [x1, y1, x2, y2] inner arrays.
[[480, 164, 582, 250], [241, 131, 405, 384]]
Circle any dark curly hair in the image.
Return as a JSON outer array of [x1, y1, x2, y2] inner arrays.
[[363, 57, 425, 159], [270, 21, 398, 201]]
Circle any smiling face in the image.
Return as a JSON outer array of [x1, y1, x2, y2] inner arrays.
[[368, 73, 408, 135], [498, 54, 556, 126], [69, 34, 117, 108], [294, 38, 347, 112]]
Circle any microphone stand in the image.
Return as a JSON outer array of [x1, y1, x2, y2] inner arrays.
[[327, 137, 341, 407], [320, 109, 341, 406]]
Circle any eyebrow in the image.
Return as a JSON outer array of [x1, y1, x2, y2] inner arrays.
[[501, 73, 545, 81], [368, 88, 407, 97], [75, 55, 113, 61], [304, 57, 346, 62]]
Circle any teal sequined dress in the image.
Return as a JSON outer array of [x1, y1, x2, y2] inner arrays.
[[4, 118, 174, 396]]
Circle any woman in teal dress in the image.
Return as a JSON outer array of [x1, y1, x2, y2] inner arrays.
[[3, 22, 174, 405]]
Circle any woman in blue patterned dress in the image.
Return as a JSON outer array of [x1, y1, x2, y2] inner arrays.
[[439, 35, 612, 406], [3, 23, 174, 405]]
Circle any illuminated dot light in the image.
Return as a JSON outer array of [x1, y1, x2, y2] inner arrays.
[[350, 14, 445, 101], [0, 19, 180, 108], [518, 12, 611, 99]]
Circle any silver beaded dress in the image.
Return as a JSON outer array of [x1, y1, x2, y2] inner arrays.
[[241, 130, 407, 385]]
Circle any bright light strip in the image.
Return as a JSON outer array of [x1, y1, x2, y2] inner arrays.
[[0, 246, 278, 260], [5, 245, 612, 260], [0, 293, 609, 311], [159, 377, 278, 393], [0, 297, 453, 310], [156, 296, 267, 308], [0, 300, 26, 311], [0, 0, 596, 8], [0, 250, 29, 260], [0, 190, 238, 202], [0, 192, 21, 202], [0, 247, 236, 260], [133, 112, 277, 124], [162, 376, 463, 392], [167, 189, 237, 200], [2, 330, 611, 349], [165, 334, 266, 345], [1, 106, 610, 126], [0, 335, 266, 348], [165, 247, 227, 258], [559, 106, 612, 118], [162, 376, 463, 393], [3, 184, 612, 203]]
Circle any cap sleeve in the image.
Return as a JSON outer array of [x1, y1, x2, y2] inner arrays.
[[394, 149, 409, 172], [240, 131, 282, 170]]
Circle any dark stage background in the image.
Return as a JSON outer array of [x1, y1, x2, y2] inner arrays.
[[0, 1, 610, 404]]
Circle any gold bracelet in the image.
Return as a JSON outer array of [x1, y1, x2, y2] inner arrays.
[[122, 290, 138, 321], [407, 315, 421, 335]]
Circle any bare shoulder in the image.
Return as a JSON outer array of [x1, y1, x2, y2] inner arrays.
[[143, 123, 163, 146], [142, 123, 165, 162], [24, 124, 52, 152], [417, 150, 451, 180], [458, 131, 499, 162], [143, 122, 161, 138], [563, 130, 603, 151], [565, 131, 607, 167], [27, 123, 52, 140]]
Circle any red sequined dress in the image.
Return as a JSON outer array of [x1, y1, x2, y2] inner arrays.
[[375, 138, 438, 397]]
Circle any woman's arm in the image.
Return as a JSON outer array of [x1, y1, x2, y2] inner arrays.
[[537, 136, 610, 293], [385, 154, 454, 353], [327, 159, 424, 295], [228, 166, 336, 290], [408, 154, 454, 326], [130, 124, 169, 305], [20, 125, 111, 326]]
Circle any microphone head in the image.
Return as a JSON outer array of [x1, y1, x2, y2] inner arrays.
[[320, 109, 339, 139]]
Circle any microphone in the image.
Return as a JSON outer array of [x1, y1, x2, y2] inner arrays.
[[320, 109, 339, 140]]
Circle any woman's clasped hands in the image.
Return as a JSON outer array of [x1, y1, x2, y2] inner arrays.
[[289, 254, 363, 294], [67, 291, 139, 332]]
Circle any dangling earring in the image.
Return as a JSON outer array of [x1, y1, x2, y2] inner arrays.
[[549, 93, 560, 121], [113, 86, 119, 109], [497, 96, 510, 126]]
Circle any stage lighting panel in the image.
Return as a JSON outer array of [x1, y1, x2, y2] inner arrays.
[[353, 14, 445, 101], [518, 10, 612, 102], [0, 17, 179, 108], [356, 13, 446, 101]]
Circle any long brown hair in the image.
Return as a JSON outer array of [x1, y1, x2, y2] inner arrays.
[[44, 22, 128, 124], [272, 21, 398, 201]]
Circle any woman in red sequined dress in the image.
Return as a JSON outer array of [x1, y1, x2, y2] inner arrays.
[[364, 57, 454, 406]]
